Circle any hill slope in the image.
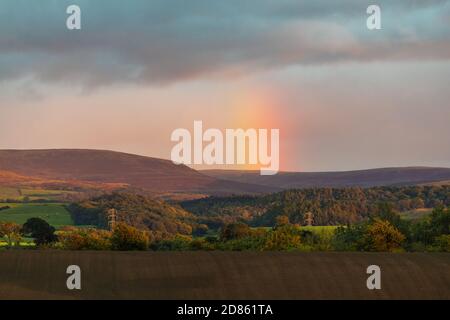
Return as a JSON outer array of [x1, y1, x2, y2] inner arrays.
[[202, 167, 450, 189], [0, 149, 276, 195], [2, 150, 448, 195]]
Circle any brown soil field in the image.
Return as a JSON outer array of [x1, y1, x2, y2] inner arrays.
[[0, 251, 448, 300]]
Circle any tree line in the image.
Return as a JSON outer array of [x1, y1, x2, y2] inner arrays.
[[2, 205, 448, 252], [181, 185, 450, 227]]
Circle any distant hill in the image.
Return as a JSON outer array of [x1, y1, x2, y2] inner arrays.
[[0, 149, 276, 195], [2, 150, 448, 196], [201, 167, 450, 189]]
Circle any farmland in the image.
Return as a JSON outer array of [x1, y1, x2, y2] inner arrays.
[[400, 208, 433, 220], [0, 186, 78, 202], [0, 251, 448, 299], [298, 225, 338, 233], [0, 203, 73, 227]]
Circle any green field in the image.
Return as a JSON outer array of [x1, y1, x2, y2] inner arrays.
[[0, 203, 73, 227], [400, 208, 433, 220], [0, 239, 35, 247], [257, 225, 338, 232], [0, 187, 77, 201], [299, 225, 338, 233]]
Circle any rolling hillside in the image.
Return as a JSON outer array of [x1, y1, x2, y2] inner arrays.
[[0, 149, 276, 195], [202, 167, 450, 189], [1, 150, 449, 196]]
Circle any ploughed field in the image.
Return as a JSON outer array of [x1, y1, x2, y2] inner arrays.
[[0, 251, 448, 299]]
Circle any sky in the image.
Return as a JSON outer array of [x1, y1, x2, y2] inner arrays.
[[0, 0, 450, 172]]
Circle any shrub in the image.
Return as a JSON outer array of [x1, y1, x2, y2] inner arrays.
[[151, 234, 192, 251], [434, 234, 450, 252], [192, 224, 209, 237], [189, 238, 215, 251], [363, 218, 405, 252], [218, 235, 267, 251], [0, 222, 22, 247], [111, 222, 149, 251], [58, 228, 112, 250], [263, 225, 301, 251], [312, 228, 335, 251], [275, 215, 290, 228], [411, 207, 450, 245], [332, 224, 367, 251], [220, 223, 251, 241]]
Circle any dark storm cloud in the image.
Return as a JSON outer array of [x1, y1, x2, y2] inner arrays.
[[0, 0, 449, 87]]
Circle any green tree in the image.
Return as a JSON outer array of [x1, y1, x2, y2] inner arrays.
[[372, 202, 413, 243], [434, 235, 450, 252], [429, 207, 450, 235], [332, 224, 367, 251], [411, 207, 450, 245], [193, 224, 209, 237], [22, 218, 57, 245], [374, 203, 401, 226], [220, 223, 251, 241]]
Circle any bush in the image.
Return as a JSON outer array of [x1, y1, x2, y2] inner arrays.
[[111, 222, 149, 251], [363, 218, 405, 252], [58, 228, 112, 250], [434, 234, 450, 252], [312, 228, 334, 251], [332, 224, 367, 251], [0, 222, 22, 247], [220, 223, 251, 241], [151, 234, 192, 251], [189, 238, 215, 251], [218, 235, 267, 251], [410, 207, 449, 245], [263, 225, 301, 251], [192, 224, 209, 237], [275, 215, 290, 228]]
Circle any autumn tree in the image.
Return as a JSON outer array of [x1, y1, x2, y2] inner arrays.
[[275, 215, 290, 228], [220, 223, 251, 241], [58, 228, 112, 250], [111, 222, 150, 250], [264, 225, 301, 251], [0, 222, 22, 247], [364, 218, 405, 252]]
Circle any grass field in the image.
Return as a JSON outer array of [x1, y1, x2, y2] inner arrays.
[[0, 240, 35, 247], [256, 225, 338, 233], [0, 203, 73, 227], [299, 225, 338, 233], [0, 187, 77, 201], [0, 251, 448, 299], [400, 208, 433, 220]]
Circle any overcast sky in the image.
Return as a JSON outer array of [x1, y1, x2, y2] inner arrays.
[[1, 0, 449, 171]]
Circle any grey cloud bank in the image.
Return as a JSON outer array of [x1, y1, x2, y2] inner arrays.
[[0, 0, 449, 87]]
